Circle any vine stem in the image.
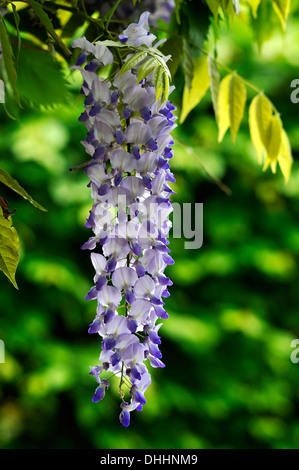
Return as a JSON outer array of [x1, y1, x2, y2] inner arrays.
[[175, 135, 232, 196], [103, 0, 123, 32]]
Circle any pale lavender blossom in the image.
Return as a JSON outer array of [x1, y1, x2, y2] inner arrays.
[[72, 11, 176, 426]]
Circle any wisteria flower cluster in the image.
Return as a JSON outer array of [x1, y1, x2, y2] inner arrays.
[[72, 11, 176, 427]]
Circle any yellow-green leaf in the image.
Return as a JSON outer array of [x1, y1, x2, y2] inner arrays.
[[254, 94, 273, 148], [208, 56, 220, 120], [229, 75, 247, 143], [0, 207, 19, 289], [272, 0, 290, 30], [28, 0, 71, 57], [180, 55, 210, 124], [119, 51, 148, 78], [182, 39, 194, 92], [0, 15, 21, 107], [248, 0, 262, 17], [136, 57, 159, 83], [0, 168, 47, 211], [278, 129, 293, 183], [206, 0, 220, 18], [249, 95, 265, 163], [265, 114, 282, 162], [162, 72, 169, 105], [153, 66, 164, 102], [217, 74, 231, 142]]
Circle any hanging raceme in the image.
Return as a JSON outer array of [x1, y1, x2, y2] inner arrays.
[[72, 11, 176, 427]]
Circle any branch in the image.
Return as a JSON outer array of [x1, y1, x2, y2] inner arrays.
[[175, 135, 232, 196]]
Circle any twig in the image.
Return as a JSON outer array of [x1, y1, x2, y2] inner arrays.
[[175, 135, 232, 196]]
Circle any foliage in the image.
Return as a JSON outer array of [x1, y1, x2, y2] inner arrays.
[[0, 0, 295, 284]]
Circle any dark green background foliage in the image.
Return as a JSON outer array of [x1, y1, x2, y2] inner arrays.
[[1, 0, 299, 449]]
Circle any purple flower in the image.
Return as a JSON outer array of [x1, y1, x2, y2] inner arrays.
[[119, 12, 156, 47], [72, 12, 176, 427]]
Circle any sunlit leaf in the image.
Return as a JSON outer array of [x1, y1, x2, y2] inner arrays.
[[208, 56, 220, 120], [249, 94, 265, 163], [153, 66, 164, 102], [248, 0, 262, 17], [16, 45, 69, 108], [96, 39, 128, 48], [229, 74, 246, 144], [10, 2, 21, 66], [277, 129, 293, 183], [0, 207, 19, 289], [220, 0, 230, 12], [217, 74, 231, 142], [161, 37, 182, 78], [0, 15, 21, 107], [265, 114, 282, 162], [254, 94, 273, 148], [272, 0, 290, 30], [0, 168, 47, 211], [162, 72, 169, 105], [119, 51, 148, 78], [182, 39, 193, 92], [136, 57, 159, 83], [28, 0, 71, 57], [206, 0, 220, 18], [180, 55, 210, 123]]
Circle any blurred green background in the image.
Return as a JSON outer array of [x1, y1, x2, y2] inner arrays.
[[1, 1, 299, 449]]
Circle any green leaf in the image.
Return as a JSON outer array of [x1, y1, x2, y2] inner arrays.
[[119, 51, 148, 78], [96, 39, 128, 48], [249, 94, 266, 163], [217, 73, 246, 143], [0, 207, 19, 289], [229, 74, 247, 144], [265, 114, 282, 162], [27, 0, 71, 57], [248, 0, 262, 17], [278, 129, 293, 183], [251, 0, 278, 50], [136, 58, 159, 83], [180, 55, 210, 123], [16, 44, 69, 108], [161, 37, 182, 78], [0, 15, 21, 107], [10, 2, 21, 67], [220, 0, 230, 12], [182, 39, 194, 92], [208, 55, 220, 119], [0, 168, 47, 212], [174, 0, 182, 24], [272, 0, 290, 30], [254, 94, 273, 148], [153, 66, 164, 102], [162, 72, 170, 105], [61, 13, 82, 38], [206, 0, 220, 18], [217, 74, 231, 142]]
